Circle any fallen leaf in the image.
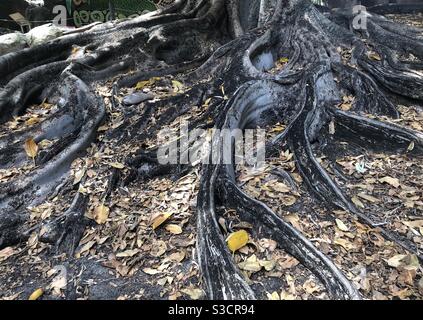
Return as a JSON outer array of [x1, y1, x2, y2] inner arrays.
[[28, 288, 43, 300], [226, 230, 249, 253], [135, 80, 150, 90], [73, 168, 86, 185], [24, 138, 38, 160], [368, 51, 382, 61], [334, 237, 356, 250], [267, 291, 280, 300], [238, 254, 262, 272], [181, 288, 203, 300], [357, 192, 379, 203], [165, 224, 183, 235], [143, 267, 161, 275], [386, 254, 407, 268], [116, 249, 139, 258], [352, 196, 365, 208], [151, 212, 172, 230], [402, 220, 423, 229], [0, 247, 18, 261], [172, 80, 184, 92], [284, 214, 302, 231], [78, 240, 96, 255], [379, 176, 400, 188], [303, 279, 321, 294], [335, 219, 349, 232], [278, 256, 299, 269], [151, 240, 167, 257], [259, 259, 276, 271], [168, 251, 185, 263], [48, 266, 67, 296], [93, 204, 109, 224], [110, 162, 125, 169], [281, 195, 297, 206]]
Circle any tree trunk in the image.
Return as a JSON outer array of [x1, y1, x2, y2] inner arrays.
[[0, 0, 423, 300]]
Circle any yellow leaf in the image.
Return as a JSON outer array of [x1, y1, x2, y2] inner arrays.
[[172, 80, 184, 92], [151, 212, 172, 230], [267, 291, 280, 300], [203, 97, 212, 107], [165, 224, 183, 235], [226, 230, 249, 253], [335, 219, 349, 232], [25, 117, 40, 126], [278, 57, 289, 64], [93, 204, 109, 224], [135, 80, 150, 90], [24, 138, 38, 159], [28, 288, 43, 300]]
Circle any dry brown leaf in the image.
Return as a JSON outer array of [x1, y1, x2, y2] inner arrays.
[[0, 247, 18, 261], [284, 214, 302, 231], [165, 224, 183, 235], [357, 192, 379, 203], [238, 254, 261, 272], [151, 240, 167, 257], [386, 254, 407, 268], [143, 267, 161, 275], [116, 249, 139, 258], [259, 259, 276, 271], [24, 138, 38, 159], [281, 195, 297, 206], [278, 256, 299, 269], [93, 204, 109, 224], [335, 219, 349, 232], [151, 212, 173, 230], [181, 287, 203, 300], [379, 176, 400, 188], [303, 279, 321, 295], [169, 251, 185, 263], [352, 196, 365, 208]]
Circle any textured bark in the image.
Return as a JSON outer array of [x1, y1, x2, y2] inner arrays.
[[1, 0, 423, 300]]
